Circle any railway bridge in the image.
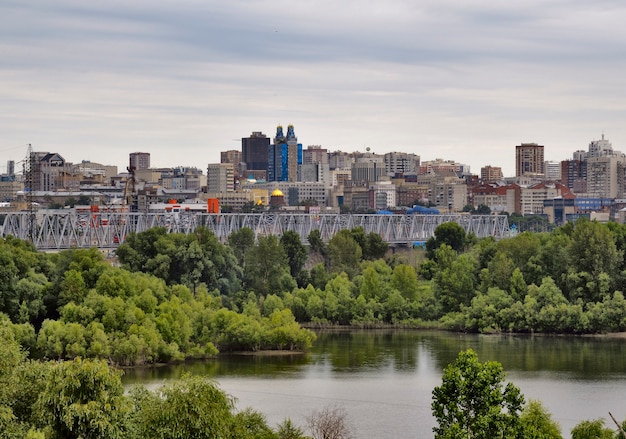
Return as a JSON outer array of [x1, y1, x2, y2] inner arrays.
[[0, 211, 510, 250]]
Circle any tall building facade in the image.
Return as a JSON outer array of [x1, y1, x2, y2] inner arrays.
[[207, 163, 235, 193], [351, 154, 385, 185], [268, 125, 302, 182], [303, 146, 328, 165], [29, 152, 74, 191], [384, 152, 420, 175], [586, 155, 626, 198], [515, 143, 544, 177], [220, 150, 242, 165], [588, 134, 613, 157], [480, 165, 503, 182], [561, 159, 587, 191], [129, 152, 151, 170], [242, 131, 270, 174], [544, 161, 562, 181]]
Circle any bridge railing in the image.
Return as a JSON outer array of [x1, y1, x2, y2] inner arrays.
[[0, 212, 510, 250]]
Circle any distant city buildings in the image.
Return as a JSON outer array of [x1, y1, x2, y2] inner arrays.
[[480, 165, 503, 182], [207, 163, 235, 193], [129, 152, 150, 170], [515, 143, 544, 177], [241, 131, 270, 176], [7, 129, 626, 223]]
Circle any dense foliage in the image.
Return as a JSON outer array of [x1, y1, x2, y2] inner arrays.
[[0, 328, 310, 438], [4, 218, 626, 370], [0, 231, 315, 366], [4, 217, 626, 437]]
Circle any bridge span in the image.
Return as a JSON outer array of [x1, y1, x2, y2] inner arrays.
[[0, 211, 510, 250]]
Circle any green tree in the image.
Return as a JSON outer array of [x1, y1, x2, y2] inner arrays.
[[131, 376, 230, 438], [328, 231, 362, 278], [280, 231, 308, 281], [570, 419, 614, 439], [426, 222, 467, 259], [36, 357, 130, 438], [432, 349, 525, 439], [391, 264, 419, 300], [308, 229, 327, 260], [57, 269, 87, 307], [475, 204, 492, 215], [245, 235, 294, 296], [520, 400, 563, 439], [566, 219, 621, 302], [363, 232, 388, 260], [0, 247, 18, 317], [229, 227, 255, 270], [434, 249, 478, 313], [276, 418, 307, 439]]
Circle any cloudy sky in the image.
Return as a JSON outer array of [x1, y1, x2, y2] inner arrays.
[[1, 0, 626, 176]]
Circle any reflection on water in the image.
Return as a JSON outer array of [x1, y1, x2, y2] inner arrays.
[[122, 330, 626, 438]]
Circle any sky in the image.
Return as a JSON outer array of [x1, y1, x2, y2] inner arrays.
[[1, 0, 626, 177]]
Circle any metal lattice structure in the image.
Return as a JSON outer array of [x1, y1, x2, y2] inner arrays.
[[0, 212, 510, 250]]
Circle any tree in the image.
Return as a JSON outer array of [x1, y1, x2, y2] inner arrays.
[[36, 357, 130, 438], [520, 400, 563, 439], [245, 235, 294, 296], [130, 376, 236, 438], [306, 404, 354, 439], [328, 231, 362, 278], [566, 219, 621, 302], [277, 418, 307, 439], [391, 264, 419, 300], [432, 349, 525, 439], [474, 204, 491, 215], [229, 227, 255, 270], [426, 222, 467, 259], [434, 249, 478, 313], [363, 232, 388, 260], [570, 419, 614, 439], [280, 231, 308, 280]]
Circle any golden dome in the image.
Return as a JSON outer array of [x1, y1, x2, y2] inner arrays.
[[271, 188, 284, 197]]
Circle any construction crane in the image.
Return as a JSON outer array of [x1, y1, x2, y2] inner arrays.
[[23, 144, 37, 241], [123, 159, 136, 211]]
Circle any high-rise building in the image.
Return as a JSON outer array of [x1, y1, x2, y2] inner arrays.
[[588, 134, 613, 157], [480, 165, 503, 182], [351, 154, 385, 185], [561, 159, 586, 191], [384, 152, 420, 175], [515, 143, 544, 177], [220, 149, 243, 179], [129, 152, 150, 170], [303, 145, 328, 165], [242, 131, 270, 173], [586, 155, 626, 198], [544, 161, 562, 181], [268, 125, 302, 182], [207, 163, 235, 193], [419, 158, 466, 176], [220, 150, 242, 165], [29, 151, 73, 191]]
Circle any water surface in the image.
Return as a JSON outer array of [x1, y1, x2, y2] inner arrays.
[[123, 330, 626, 438]]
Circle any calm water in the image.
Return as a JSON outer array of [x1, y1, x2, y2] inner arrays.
[[122, 330, 626, 438]]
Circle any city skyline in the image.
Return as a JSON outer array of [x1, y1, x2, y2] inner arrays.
[[2, 1, 626, 176]]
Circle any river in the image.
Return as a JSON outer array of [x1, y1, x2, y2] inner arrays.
[[122, 330, 626, 438]]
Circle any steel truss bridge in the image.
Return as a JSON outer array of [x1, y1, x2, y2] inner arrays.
[[0, 211, 510, 250]]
